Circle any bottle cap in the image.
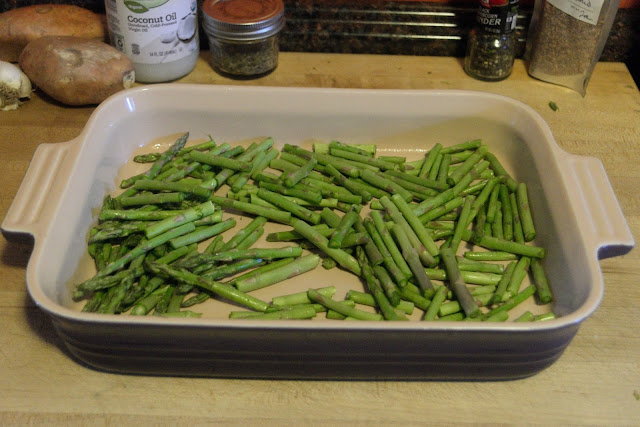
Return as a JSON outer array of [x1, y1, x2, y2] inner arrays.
[[203, 0, 285, 40]]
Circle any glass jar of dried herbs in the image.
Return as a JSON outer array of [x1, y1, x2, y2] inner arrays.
[[202, 0, 285, 78], [464, 0, 520, 81], [525, 0, 622, 95]]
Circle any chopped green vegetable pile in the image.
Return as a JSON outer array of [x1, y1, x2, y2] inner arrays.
[[73, 133, 554, 322]]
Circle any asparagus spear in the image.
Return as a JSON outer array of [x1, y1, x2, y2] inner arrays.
[[282, 157, 318, 188], [346, 290, 414, 314], [506, 256, 531, 297], [363, 217, 409, 286], [324, 164, 373, 202], [498, 184, 514, 241], [119, 192, 185, 207], [463, 250, 518, 261], [530, 257, 553, 303], [447, 145, 488, 186], [472, 234, 546, 259], [272, 286, 337, 307], [168, 218, 237, 249], [308, 288, 383, 321], [483, 285, 536, 320], [120, 132, 189, 188], [204, 258, 266, 281], [360, 169, 413, 203], [441, 139, 483, 154], [356, 246, 407, 321], [390, 224, 434, 294], [198, 246, 303, 263], [423, 285, 448, 321], [328, 205, 359, 249], [234, 254, 320, 293], [257, 188, 321, 225], [145, 201, 216, 239], [230, 305, 318, 320], [486, 182, 501, 223], [370, 211, 412, 276], [419, 143, 443, 177], [209, 195, 292, 224], [145, 261, 272, 312], [189, 151, 252, 171], [291, 219, 361, 276], [439, 247, 480, 318], [330, 146, 398, 171], [315, 140, 376, 156], [390, 194, 439, 257], [485, 151, 518, 192], [427, 153, 443, 181], [381, 196, 436, 267], [226, 257, 295, 285], [133, 178, 211, 200], [258, 181, 323, 205], [436, 154, 451, 186], [449, 195, 474, 254], [516, 182, 537, 241], [130, 285, 170, 315]]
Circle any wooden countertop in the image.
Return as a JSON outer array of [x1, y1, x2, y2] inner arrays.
[[1, 52, 639, 424]]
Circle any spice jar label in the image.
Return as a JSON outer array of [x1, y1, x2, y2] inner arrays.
[[546, 0, 605, 25], [476, 0, 519, 34]]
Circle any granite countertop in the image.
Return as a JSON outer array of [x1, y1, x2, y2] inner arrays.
[[2, 0, 638, 63]]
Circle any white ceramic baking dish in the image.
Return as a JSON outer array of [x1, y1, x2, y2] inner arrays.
[[2, 85, 634, 379]]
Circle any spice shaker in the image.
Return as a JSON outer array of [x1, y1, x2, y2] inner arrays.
[[104, 0, 200, 83], [202, 0, 285, 78], [464, 0, 519, 81]]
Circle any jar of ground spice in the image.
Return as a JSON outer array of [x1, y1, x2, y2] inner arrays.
[[202, 0, 285, 78], [525, 0, 621, 95], [464, 0, 520, 81]]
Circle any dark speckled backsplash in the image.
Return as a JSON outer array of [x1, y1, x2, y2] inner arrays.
[[2, 0, 639, 83]]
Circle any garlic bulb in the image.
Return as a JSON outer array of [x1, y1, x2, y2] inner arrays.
[[0, 61, 32, 111]]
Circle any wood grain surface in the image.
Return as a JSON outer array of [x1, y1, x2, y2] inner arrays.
[[1, 52, 639, 424]]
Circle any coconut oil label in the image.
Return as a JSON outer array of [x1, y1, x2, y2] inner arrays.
[[546, 0, 604, 25], [106, 0, 199, 64], [476, 0, 519, 35]]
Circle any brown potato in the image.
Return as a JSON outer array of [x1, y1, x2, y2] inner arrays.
[[0, 4, 106, 63], [19, 36, 135, 106]]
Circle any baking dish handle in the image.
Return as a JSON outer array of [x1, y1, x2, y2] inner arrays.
[[561, 153, 635, 259], [1, 139, 75, 242]]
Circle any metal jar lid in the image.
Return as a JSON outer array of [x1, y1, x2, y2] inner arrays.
[[202, 0, 285, 41]]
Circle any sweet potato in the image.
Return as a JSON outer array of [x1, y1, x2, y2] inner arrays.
[[0, 4, 106, 62], [19, 36, 135, 106]]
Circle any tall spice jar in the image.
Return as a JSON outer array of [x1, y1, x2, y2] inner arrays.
[[525, 0, 621, 95], [464, 0, 520, 81]]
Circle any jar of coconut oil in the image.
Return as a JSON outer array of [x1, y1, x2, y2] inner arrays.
[[202, 0, 285, 78], [104, 0, 200, 83]]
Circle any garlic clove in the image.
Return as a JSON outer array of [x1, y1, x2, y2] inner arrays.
[[0, 60, 32, 110]]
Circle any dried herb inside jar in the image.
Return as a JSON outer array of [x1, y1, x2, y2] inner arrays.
[[464, 0, 520, 81], [202, 0, 285, 78], [209, 35, 280, 77]]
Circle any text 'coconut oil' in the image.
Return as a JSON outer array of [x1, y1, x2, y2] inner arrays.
[[105, 0, 200, 83]]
